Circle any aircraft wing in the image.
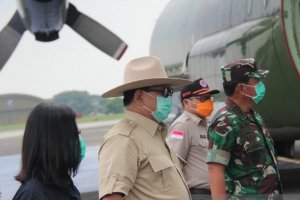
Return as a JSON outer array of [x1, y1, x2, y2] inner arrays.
[[66, 3, 128, 60], [0, 12, 26, 70]]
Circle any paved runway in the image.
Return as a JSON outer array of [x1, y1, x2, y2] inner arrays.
[[0, 146, 100, 200], [1, 120, 300, 200], [0, 120, 115, 200]]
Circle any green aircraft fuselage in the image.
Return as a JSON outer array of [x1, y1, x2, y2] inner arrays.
[[150, 0, 300, 150]]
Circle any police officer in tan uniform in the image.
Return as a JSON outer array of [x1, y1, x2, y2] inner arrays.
[[167, 78, 219, 200], [98, 56, 192, 200]]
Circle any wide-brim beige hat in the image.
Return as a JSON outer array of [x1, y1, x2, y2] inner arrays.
[[102, 56, 192, 98]]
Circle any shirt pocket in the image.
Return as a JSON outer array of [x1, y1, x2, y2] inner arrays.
[[148, 155, 177, 192], [197, 133, 208, 147], [198, 138, 208, 147], [241, 145, 266, 169]]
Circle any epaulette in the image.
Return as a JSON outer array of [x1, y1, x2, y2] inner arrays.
[[210, 106, 240, 130], [211, 105, 229, 124], [108, 118, 137, 137]]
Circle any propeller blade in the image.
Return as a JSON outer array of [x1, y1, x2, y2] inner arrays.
[[66, 3, 127, 60], [0, 11, 26, 70]]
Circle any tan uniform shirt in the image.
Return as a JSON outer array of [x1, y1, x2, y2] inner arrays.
[[166, 111, 210, 190], [98, 110, 191, 200]]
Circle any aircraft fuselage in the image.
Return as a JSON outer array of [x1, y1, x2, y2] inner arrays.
[[150, 0, 300, 154]]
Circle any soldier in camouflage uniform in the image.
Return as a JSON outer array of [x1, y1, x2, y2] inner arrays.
[[206, 58, 282, 200]]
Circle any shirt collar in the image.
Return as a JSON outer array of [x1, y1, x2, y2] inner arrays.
[[183, 110, 204, 125], [124, 110, 167, 137], [225, 98, 257, 122]]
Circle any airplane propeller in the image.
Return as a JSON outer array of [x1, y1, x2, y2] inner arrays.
[[0, 1, 128, 71], [0, 12, 26, 70]]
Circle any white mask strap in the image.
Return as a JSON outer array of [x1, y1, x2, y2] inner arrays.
[[240, 83, 255, 98], [240, 83, 255, 88], [143, 91, 155, 99], [141, 92, 155, 112], [143, 105, 153, 113]]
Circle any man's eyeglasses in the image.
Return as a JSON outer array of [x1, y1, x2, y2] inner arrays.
[[144, 87, 173, 98], [190, 95, 213, 102]]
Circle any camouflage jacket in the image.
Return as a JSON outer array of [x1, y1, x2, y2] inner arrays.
[[207, 98, 282, 199]]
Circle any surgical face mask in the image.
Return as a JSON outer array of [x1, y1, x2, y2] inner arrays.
[[79, 137, 86, 161], [242, 81, 266, 104], [188, 99, 214, 118], [143, 92, 172, 122]]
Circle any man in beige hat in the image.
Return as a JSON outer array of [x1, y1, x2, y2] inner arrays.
[[98, 56, 192, 200]]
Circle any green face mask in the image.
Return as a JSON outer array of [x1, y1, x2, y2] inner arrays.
[[79, 138, 86, 161], [143, 92, 172, 122], [151, 96, 172, 122], [243, 81, 266, 104]]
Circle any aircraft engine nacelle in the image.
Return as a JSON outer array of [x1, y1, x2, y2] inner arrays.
[[16, 0, 68, 41]]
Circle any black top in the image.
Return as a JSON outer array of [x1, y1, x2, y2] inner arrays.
[[13, 178, 81, 200]]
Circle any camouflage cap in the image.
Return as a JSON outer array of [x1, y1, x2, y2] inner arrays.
[[221, 58, 269, 82]]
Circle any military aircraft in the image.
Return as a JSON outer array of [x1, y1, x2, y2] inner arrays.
[[150, 0, 300, 157], [0, 0, 128, 70]]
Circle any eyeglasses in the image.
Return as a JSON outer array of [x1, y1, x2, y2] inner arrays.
[[144, 87, 173, 98], [190, 95, 213, 102]]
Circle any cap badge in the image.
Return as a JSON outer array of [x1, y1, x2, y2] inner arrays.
[[199, 79, 208, 88]]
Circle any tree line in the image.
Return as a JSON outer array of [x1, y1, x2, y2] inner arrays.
[[52, 91, 123, 115]]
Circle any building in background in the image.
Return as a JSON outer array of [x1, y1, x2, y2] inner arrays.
[[0, 94, 44, 125]]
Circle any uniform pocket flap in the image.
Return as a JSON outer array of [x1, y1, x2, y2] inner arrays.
[[149, 155, 174, 172], [244, 145, 264, 154], [198, 137, 208, 147]]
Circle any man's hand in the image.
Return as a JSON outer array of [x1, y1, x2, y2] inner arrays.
[[101, 193, 124, 200]]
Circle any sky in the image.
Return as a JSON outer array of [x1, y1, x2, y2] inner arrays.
[[0, 0, 170, 99]]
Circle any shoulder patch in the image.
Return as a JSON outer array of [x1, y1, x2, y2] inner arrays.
[[170, 130, 185, 140]]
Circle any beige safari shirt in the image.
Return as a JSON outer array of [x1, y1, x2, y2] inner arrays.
[[166, 111, 210, 190], [98, 110, 191, 200]]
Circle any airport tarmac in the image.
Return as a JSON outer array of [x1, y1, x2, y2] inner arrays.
[[1, 120, 300, 200], [0, 120, 116, 200]]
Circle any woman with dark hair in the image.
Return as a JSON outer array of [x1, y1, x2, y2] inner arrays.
[[13, 103, 84, 200]]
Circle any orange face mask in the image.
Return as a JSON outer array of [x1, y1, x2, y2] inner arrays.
[[190, 99, 214, 118]]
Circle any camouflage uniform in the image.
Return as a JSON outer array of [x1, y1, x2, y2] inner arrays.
[[207, 98, 282, 200]]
